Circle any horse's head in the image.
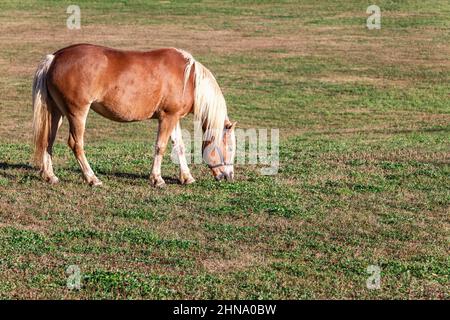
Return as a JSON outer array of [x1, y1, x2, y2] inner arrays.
[[202, 120, 237, 181]]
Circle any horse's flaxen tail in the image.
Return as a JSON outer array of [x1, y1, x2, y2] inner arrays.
[[179, 49, 227, 144], [32, 54, 55, 168]]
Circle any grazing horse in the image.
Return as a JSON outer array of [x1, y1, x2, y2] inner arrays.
[[32, 44, 236, 187]]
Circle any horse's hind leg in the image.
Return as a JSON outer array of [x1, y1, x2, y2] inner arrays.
[[66, 105, 102, 186], [41, 99, 63, 184]]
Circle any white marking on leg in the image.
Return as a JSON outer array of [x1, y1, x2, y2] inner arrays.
[[151, 154, 163, 177], [171, 122, 194, 184]]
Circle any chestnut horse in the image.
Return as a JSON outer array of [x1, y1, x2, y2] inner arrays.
[[32, 44, 236, 187]]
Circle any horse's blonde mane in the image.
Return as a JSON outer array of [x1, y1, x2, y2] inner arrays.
[[176, 48, 227, 145]]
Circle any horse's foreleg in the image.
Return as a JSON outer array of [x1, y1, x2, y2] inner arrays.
[[150, 116, 178, 187], [67, 107, 102, 186], [171, 122, 195, 185]]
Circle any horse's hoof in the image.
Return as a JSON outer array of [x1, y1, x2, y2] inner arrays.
[[150, 176, 165, 188], [90, 180, 103, 187], [87, 176, 102, 187], [155, 181, 165, 188], [183, 177, 195, 185], [45, 175, 59, 185], [41, 171, 59, 184], [179, 172, 195, 185]]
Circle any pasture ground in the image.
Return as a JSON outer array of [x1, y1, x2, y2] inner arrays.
[[0, 0, 449, 299]]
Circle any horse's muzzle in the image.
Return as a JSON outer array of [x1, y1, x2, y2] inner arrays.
[[215, 172, 234, 182]]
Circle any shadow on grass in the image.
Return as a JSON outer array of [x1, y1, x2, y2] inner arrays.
[[0, 162, 33, 171], [95, 169, 180, 185], [0, 161, 180, 185], [0, 162, 36, 181]]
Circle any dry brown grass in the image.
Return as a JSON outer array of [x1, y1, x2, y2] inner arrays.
[[0, 1, 449, 299]]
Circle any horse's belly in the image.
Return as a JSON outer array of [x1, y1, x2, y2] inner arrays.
[[91, 78, 162, 122], [91, 100, 156, 122]]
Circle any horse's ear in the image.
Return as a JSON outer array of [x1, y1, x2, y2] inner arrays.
[[225, 120, 237, 130]]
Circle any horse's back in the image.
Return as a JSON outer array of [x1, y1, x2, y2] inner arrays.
[[47, 44, 193, 122]]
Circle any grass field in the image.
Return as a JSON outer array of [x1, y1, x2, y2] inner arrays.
[[0, 0, 449, 299]]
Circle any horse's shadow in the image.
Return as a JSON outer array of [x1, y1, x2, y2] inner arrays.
[[0, 162, 33, 171], [0, 161, 180, 185], [0, 162, 36, 181], [94, 169, 180, 185]]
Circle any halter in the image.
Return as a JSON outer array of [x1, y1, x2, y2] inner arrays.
[[204, 142, 234, 169], [208, 162, 234, 169]]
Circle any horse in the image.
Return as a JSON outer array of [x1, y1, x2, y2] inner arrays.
[[31, 44, 236, 187]]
